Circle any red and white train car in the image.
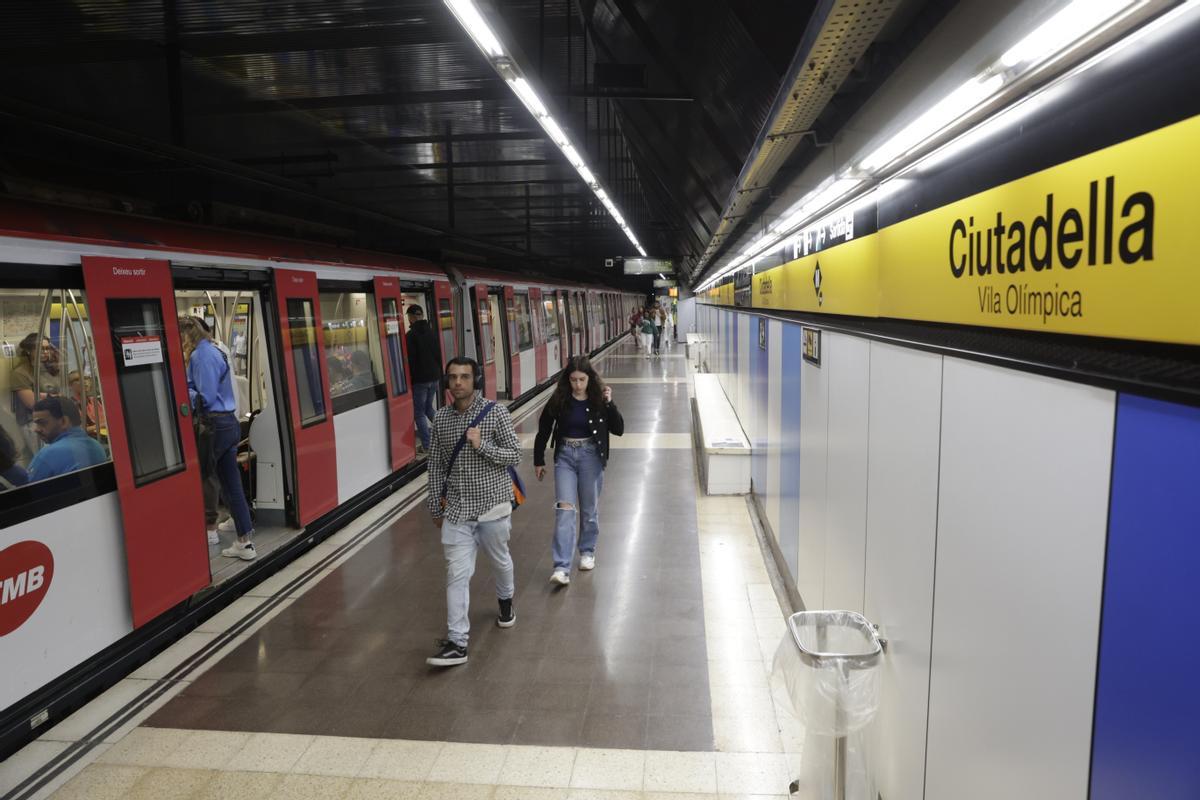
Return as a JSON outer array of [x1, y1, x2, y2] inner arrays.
[[0, 200, 637, 757]]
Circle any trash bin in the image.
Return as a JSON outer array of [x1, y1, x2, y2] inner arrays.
[[772, 610, 885, 800]]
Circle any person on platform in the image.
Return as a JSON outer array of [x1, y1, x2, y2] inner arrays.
[[425, 357, 521, 667], [639, 307, 657, 358], [533, 355, 624, 585], [180, 317, 256, 560], [405, 304, 442, 453], [26, 397, 106, 482]]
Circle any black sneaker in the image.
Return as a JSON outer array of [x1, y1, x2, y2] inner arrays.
[[497, 597, 516, 628], [426, 639, 468, 667]]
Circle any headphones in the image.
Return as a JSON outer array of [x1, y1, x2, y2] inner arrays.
[[442, 357, 485, 392]]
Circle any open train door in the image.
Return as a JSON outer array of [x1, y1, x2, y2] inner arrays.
[[373, 276, 416, 470], [529, 287, 548, 384], [472, 283, 497, 400], [273, 269, 338, 525], [82, 256, 209, 627], [557, 290, 570, 365]]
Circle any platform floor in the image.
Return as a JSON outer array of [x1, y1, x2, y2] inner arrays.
[[3, 337, 807, 800]]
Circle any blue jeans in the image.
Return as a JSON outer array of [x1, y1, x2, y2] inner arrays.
[[413, 380, 439, 449], [208, 413, 253, 537], [442, 514, 515, 646], [552, 442, 604, 571]]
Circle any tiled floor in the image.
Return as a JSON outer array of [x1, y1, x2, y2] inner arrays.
[[5, 338, 810, 800]]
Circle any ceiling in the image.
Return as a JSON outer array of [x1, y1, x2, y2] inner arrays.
[[0, 0, 950, 287]]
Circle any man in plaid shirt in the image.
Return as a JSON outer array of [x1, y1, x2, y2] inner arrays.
[[425, 357, 522, 667]]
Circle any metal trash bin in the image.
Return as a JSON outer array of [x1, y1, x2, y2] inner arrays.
[[772, 610, 885, 799]]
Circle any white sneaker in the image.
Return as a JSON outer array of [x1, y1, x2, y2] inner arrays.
[[550, 570, 570, 585], [222, 540, 257, 561], [579, 553, 595, 571], [207, 529, 219, 546], [217, 517, 237, 533]]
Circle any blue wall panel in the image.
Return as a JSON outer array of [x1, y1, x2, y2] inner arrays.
[[1091, 395, 1200, 800], [778, 323, 803, 579]]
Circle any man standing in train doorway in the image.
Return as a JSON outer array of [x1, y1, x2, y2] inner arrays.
[[425, 357, 521, 667], [405, 304, 442, 454]]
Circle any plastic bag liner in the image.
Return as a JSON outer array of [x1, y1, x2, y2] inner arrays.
[[771, 610, 882, 800], [771, 610, 882, 736]]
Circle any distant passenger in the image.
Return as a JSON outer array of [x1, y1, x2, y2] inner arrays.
[[27, 397, 107, 482], [181, 317, 256, 560], [533, 355, 624, 585], [67, 371, 106, 438], [629, 306, 643, 349], [651, 301, 665, 355], [10, 334, 61, 456], [639, 308, 657, 359], [405, 304, 442, 453], [0, 427, 29, 490], [425, 357, 521, 667]]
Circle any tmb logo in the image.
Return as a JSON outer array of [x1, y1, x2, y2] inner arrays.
[[0, 541, 54, 636]]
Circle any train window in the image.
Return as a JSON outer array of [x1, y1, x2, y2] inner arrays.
[[1, 287, 112, 494], [285, 298, 327, 426], [108, 299, 185, 485], [437, 297, 455, 361], [319, 291, 385, 413], [477, 295, 494, 364], [542, 298, 559, 339], [513, 294, 534, 350], [381, 297, 407, 396]]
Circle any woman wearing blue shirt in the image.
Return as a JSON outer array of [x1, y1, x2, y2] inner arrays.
[[180, 317, 255, 561]]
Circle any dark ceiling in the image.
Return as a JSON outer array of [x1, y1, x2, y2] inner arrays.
[[0, 0, 947, 287]]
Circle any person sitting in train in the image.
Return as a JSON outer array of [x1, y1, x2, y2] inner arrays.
[[67, 371, 106, 439], [180, 317, 257, 561], [405, 304, 441, 453], [26, 397, 107, 483], [0, 427, 29, 490], [345, 349, 376, 392]]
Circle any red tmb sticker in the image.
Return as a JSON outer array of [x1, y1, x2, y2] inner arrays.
[[0, 541, 54, 636]]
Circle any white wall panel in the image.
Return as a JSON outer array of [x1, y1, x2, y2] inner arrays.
[[334, 400, 391, 504], [924, 359, 1113, 800], [822, 333, 871, 613], [766, 319, 784, 542], [2, 494, 133, 710], [863, 343, 943, 800], [796, 347, 829, 608]]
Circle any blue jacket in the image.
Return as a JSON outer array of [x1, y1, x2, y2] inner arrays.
[[27, 428, 108, 482]]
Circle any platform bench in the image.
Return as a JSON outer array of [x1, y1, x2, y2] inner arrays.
[[692, 373, 751, 495]]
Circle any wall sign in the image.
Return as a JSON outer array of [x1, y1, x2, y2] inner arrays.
[[385, 319, 401, 335], [802, 328, 821, 366], [119, 335, 164, 367]]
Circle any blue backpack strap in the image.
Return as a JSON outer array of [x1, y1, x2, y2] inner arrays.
[[440, 402, 498, 501]]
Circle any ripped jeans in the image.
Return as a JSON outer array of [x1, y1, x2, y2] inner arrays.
[[552, 441, 604, 572]]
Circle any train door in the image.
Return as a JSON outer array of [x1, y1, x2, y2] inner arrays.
[[433, 280, 459, 362], [502, 286, 519, 398], [557, 291, 571, 362], [81, 256, 209, 627], [487, 292, 508, 398], [373, 277, 416, 470], [272, 269, 338, 525], [530, 287, 548, 384], [472, 284, 497, 400], [174, 281, 294, 578]]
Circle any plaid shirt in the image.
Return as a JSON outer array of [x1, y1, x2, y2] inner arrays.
[[426, 392, 522, 524]]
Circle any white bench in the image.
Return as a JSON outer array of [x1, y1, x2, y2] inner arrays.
[[692, 373, 751, 495]]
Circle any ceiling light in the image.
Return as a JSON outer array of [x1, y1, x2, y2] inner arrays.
[[443, 0, 646, 257], [1000, 0, 1140, 67], [445, 0, 505, 57]]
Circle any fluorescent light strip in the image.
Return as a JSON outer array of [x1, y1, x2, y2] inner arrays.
[[696, 0, 1145, 290], [443, 0, 647, 258]]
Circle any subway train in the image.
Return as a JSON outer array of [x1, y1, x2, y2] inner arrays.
[[0, 198, 640, 756]]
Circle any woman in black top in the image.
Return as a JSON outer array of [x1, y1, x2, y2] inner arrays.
[[533, 355, 624, 585]]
